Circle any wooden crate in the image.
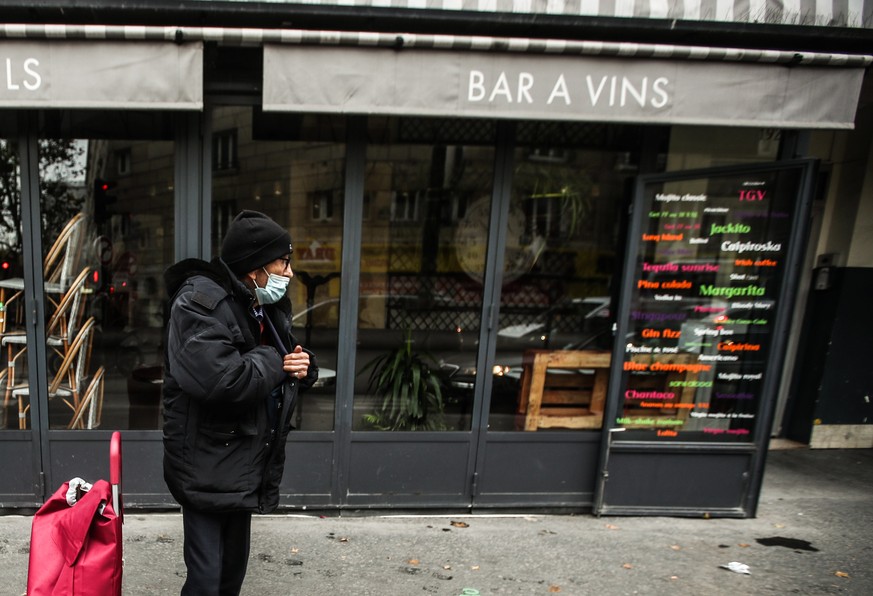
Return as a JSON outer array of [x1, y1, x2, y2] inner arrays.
[[517, 350, 612, 431]]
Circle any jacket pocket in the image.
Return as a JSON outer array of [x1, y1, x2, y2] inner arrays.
[[190, 421, 259, 493]]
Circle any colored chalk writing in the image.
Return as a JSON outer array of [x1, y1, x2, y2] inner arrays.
[[616, 165, 800, 441]]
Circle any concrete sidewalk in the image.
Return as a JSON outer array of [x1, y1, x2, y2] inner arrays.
[[2, 446, 871, 595]]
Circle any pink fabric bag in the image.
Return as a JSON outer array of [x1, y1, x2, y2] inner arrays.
[[27, 432, 123, 596]]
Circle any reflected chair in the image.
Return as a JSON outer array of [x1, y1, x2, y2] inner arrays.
[[0, 211, 87, 305], [12, 317, 97, 430], [43, 212, 88, 293], [66, 365, 106, 430], [0, 211, 89, 347], [0, 367, 11, 428], [2, 268, 92, 428], [0, 289, 26, 428]]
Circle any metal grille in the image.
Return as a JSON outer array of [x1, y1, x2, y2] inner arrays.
[[387, 273, 482, 332], [398, 118, 496, 145], [385, 270, 610, 335], [388, 244, 420, 272], [516, 121, 648, 149], [390, 306, 481, 333], [517, 121, 607, 148]]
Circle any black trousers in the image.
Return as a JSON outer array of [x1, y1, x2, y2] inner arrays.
[[181, 507, 252, 596]]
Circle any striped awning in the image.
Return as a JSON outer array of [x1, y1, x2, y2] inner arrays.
[[0, 22, 867, 126], [204, 0, 873, 29], [0, 24, 869, 67]]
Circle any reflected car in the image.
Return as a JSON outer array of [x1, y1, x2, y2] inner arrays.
[[291, 294, 614, 396], [677, 300, 773, 355], [291, 293, 462, 389], [436, 297, 614, 400]]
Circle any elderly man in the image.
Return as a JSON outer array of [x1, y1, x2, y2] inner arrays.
[[162, 210, 317, 596]]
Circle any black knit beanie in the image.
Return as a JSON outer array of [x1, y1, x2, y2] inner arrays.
[[221, 210, 293, 276]]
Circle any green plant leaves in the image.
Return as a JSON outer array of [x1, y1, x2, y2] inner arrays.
[[360, 332, 448, 431]]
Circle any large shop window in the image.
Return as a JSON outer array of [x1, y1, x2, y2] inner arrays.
[[354, 117, 497, 432], [210, 107, 346, 431], [1, 113, 175, 430]]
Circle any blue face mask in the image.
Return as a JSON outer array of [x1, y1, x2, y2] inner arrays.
[[254, 269, 289, 304]]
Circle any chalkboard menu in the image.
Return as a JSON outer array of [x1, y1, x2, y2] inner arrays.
[[614, 165, 808, 441]]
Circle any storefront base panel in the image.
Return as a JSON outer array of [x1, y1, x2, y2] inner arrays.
[[44, 433, 341, 510], [474, 434, 600, 508], [46, 431, 175, 507], [598, 448, 753, 516], [0, 434, 39, 508], [278, 435, 336, 507], [346, 437, 473, 508]]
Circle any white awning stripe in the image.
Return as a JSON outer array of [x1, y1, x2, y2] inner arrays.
[[0, 24, 869, 67], [259, 0, 873, 28]]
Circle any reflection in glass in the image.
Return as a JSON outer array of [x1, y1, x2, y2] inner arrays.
[[211, 107, 344, 431], [354, 119, 495, 431], [0, 138, 24, 429], [59, 138, 170, 430], [490, 125, 647, 432], [0, 135, 172, 430]]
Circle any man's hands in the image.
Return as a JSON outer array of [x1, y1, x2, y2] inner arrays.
[[283, 345, 310, 379]]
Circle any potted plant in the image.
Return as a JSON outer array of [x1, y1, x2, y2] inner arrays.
[[361, 332, 448, 431]]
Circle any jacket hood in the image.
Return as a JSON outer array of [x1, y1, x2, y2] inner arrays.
[[164, 256, 293, 314], [164, 258, 222, 297], [163, 257, 252, 302]]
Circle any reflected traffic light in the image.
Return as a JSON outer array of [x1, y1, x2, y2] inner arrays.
[[0, 253, 19, 280], [93, 178, 118, 224]]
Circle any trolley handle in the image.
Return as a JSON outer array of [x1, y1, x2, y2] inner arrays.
[[110, 431, 123, 522]]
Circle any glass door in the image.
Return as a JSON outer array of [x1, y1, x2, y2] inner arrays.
[[36, 124, 174, 434], [472, 122, 653, 507], [0, 128, 45, 506], [340, 118, 657, 508], [0, 112, 176, 502], [343, 117, 497, 507], [209, 107, 347, 506], [14, 111, 179, 501]]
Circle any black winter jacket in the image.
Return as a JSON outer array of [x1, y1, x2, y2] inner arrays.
[[162, 257, 317, 513]]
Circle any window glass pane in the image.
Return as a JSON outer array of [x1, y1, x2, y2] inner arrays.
[[666, 127, 782, 170], [211, 107, 343, 431], [0, 138, 24, 430], [26, 133, 174, 430], [355, 118, 495, 431], [492, 123, 657, 431]]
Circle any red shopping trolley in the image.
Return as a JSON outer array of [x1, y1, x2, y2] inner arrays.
[[27, 431, 123, 596]]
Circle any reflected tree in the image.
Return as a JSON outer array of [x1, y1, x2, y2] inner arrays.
[[0, 139, 85, 259], [513, 160, 594, 242]]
